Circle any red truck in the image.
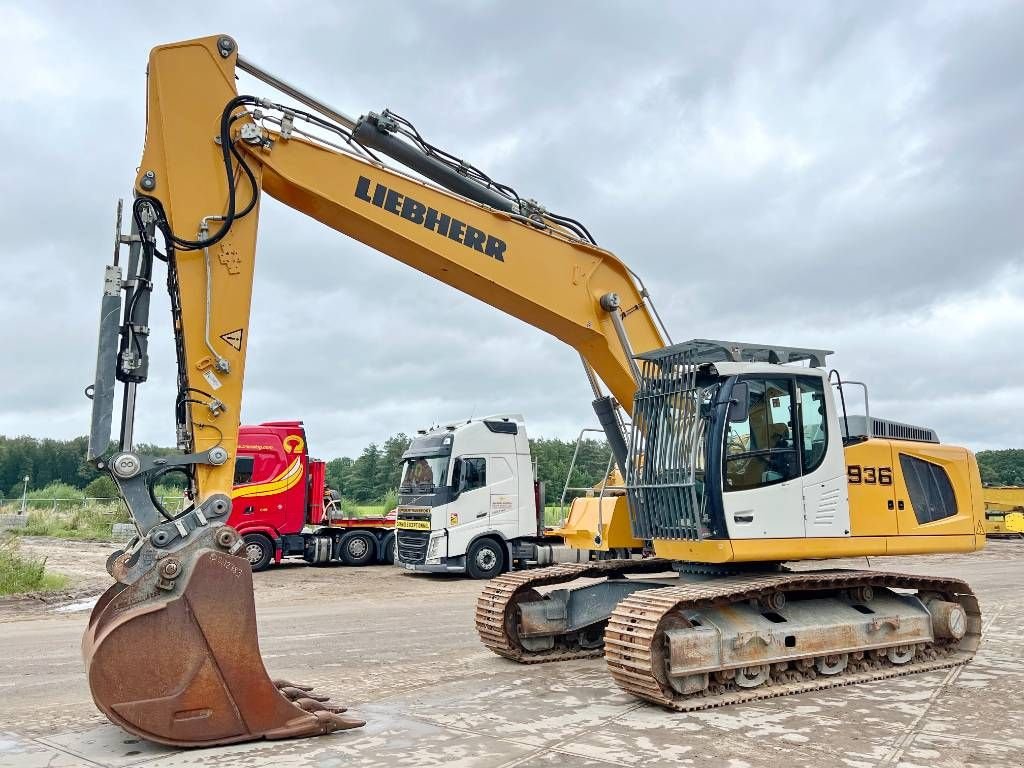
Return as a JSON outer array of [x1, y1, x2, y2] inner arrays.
[[228, 420, 396, 571]]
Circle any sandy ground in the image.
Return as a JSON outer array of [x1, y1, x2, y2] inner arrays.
[[0, 537, 1021, 767]]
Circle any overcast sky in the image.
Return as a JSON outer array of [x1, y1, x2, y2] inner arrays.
[[0, 1, 1021, 459]]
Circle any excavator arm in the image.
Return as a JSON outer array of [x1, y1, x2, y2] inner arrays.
[[83, 34, 666, 747], [123, 34, 664, 506]]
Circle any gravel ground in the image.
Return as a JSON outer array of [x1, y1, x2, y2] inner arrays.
[[0, 537, 1021, 767]]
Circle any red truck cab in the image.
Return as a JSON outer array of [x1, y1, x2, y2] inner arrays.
[[228, 421, 396, 571]]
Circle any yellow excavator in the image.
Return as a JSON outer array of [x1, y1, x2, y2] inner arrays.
[[983, 487, 1024, 537], [84, 35, 986, 747]]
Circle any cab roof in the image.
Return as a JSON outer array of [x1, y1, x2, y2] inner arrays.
[[636, 338, 832, 368]]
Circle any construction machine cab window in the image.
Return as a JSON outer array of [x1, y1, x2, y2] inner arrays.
[[798, 376, 828, 473], [725, 378, 798, 491], [725, 374, 832, 490]]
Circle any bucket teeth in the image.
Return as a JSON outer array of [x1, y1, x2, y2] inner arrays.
[[262, 709, 365, 741], [311, 710, 366, 732], [279, 685, 330, 702], [274, 684, 313, 696], [295, 697, 348, 714]]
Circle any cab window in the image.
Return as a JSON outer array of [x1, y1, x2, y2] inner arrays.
[[233, 452, 283, 485], [725, 378, 799, 491], [899, 454, 957, 523], [234, 456, 255, 485], [797, 376, 828, 474], [457, 457, 487, 492]]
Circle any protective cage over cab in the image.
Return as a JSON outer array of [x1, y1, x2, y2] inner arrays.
[[624, 338, 836, 543]]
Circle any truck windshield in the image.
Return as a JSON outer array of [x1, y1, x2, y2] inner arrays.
[[400, 456, 449, 492]]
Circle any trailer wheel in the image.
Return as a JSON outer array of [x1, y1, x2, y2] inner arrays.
[[467, 538, 504, 580], [339, 531, 377, 566], [243, 533, 274, 572], [380, 533, 396, 564]]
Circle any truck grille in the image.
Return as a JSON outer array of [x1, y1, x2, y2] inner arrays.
[[397, 530, 429, 564]]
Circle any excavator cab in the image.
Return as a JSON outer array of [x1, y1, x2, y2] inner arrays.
[[621, 339, 846, 545]]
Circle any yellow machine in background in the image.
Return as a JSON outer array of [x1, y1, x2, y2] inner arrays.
[[84, 35, 986, 748], [983, 487, 1024, 537]]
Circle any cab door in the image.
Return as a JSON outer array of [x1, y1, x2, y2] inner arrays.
[[452, 456, 489, 528], [722, 377, 804, 538], [796, 375, 850, 538], [486, 455, 518, 538]]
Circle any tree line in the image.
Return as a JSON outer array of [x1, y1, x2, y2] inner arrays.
[[0, 431, 614, 505], [323, 433, 613, 505], [0, 435, 181, 501], [977, 450, 1024, 487], [4, 432, 1020, 504]]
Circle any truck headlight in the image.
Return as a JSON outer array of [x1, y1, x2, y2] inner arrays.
[[426, 533, 444, 564]]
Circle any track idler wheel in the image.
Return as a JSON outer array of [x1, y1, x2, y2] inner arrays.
[[82, 527, 363, 747]]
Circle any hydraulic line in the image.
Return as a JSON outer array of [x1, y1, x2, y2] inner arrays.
[[199, 216, 230, 374]]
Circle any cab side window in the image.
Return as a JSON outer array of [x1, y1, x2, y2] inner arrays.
[[725, 379, 799, 491], [458, 457, 487, 492], [234, 456, 255, 485], [797, 376, 828, 474], [234, 451, 285, 485], [899, 454, 957, 523]]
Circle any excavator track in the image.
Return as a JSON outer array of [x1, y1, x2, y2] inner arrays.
[[604, 569, 981, 711], [475, 558, 675, 662]]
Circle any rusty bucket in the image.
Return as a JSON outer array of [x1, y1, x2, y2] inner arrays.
[[82, 527, 363, 747]]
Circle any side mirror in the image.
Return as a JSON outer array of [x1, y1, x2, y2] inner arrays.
[[728, 381, 750, 423]]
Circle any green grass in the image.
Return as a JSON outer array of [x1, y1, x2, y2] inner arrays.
[[545, 505, 567, 527], [348, 504, 390, 518], [5, 502, 128, 541], [0, 536, 69, 596]]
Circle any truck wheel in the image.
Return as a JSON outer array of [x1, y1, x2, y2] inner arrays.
[[340, 531, 376, 566], [380, 534, 396, 564], [467, 538, 504, 580], [243, 534, 274, 572]]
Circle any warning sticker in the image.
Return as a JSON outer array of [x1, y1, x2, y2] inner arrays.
[[220, 328, 244, 351], [202, 369, 223, 391]]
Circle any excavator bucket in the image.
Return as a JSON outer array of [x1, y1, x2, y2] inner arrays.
[[82, 527, 363, 747]]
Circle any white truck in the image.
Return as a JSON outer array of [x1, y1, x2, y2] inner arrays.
[[394, 415, 596, 578]]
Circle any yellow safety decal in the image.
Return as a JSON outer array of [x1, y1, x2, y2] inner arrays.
[[396, 519, 431, 530], [449, 513, 459, 526], [232, 457, 304, 499]]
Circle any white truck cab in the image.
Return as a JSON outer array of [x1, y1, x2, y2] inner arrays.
[[395, 415, 586, 578]]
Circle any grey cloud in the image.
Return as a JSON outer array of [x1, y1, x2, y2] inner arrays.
[[0, 1, 1020, 458]]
